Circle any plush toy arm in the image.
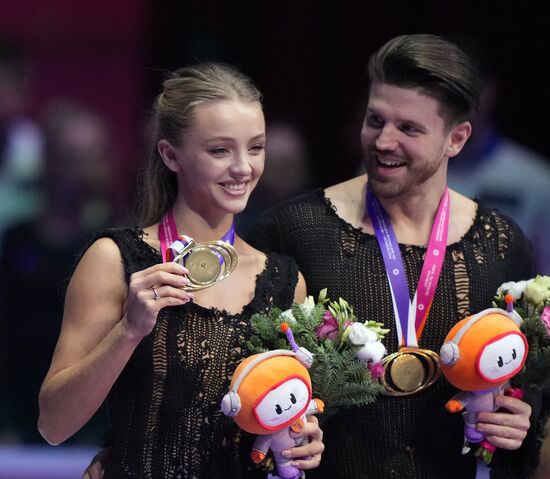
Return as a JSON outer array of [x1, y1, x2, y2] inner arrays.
[[251, 434, 272, 464], [290, 417, 305, 433], [306, 398, 325, 415], [446, 397, 465, 413], [250, 449, 266, 464]]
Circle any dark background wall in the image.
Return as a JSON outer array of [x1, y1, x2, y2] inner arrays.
[[1, 0, 549, 206], [0, 0, 548, 456], [148, 1, 550, 186]]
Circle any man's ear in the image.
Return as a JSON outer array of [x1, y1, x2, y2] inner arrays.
[[446, 121, 472, 158], [157, 139, 180, 172]]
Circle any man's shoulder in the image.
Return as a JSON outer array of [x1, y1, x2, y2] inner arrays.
[[469, 202, 532, 259], [261, 188, 325, 219], [324, 175, 367, 201]]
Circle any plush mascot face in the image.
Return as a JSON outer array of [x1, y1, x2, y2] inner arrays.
[[441, 312, 528, 391], [254, 377, 310, 429], [477, 333, 526, 382], [228, 354, 312, 435]]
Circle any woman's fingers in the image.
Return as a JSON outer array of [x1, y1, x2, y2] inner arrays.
[[122, 263, 194, 340], [283, 415, 324, 470], [130, 263, 190, 292]]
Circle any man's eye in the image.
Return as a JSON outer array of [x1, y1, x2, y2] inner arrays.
[[366, 115, 383, 128], [400, 124, 417, 134]]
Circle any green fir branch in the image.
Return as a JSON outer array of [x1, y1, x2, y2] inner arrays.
[[247, 292, 385, 411]]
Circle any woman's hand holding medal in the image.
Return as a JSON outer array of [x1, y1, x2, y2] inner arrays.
[[121, 262, 194, 340]]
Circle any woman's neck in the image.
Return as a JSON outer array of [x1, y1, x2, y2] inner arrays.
[[170, 202, 234, 243]]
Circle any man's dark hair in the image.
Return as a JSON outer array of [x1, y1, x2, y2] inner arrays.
[[368, 34, 481, 126]]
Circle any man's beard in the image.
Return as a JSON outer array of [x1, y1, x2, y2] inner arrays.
[[364, 152, 443, 199]]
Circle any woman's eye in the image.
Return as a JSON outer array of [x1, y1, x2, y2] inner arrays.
[[209, 147, 228, 155], [250, 144, 265, 152]]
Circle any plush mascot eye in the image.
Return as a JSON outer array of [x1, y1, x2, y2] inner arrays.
[[290, 393, 297, 404], [275, 404, 283, 415], [497, 356, 504, 367], [512, 348, 517, 360]]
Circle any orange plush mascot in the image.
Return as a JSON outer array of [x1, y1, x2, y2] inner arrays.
[[221, 324, 324, 479], [439, 296, 527, 463]]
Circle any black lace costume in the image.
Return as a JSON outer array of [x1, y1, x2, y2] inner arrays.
[[247, 189, 543, 479], [86, 228, 298, 479]]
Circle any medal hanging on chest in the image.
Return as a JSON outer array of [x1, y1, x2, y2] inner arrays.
[[367, 188, 450, 396], [158, 210, 238, 291]]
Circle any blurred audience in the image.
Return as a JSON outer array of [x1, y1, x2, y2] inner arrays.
[[0, 100, 114, 444], [0, 33, 43, 242], [236, 120, 312, 234], [447, 37, 550, 275]]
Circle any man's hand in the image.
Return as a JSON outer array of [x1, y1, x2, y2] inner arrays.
[[476, 395, 531, 450]]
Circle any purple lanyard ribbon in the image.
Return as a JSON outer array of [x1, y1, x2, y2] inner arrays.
[[367, 188, 450, 348], [158, 210, 235, 263]]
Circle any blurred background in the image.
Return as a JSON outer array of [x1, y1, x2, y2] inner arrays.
[[0, 1, 549, 477]]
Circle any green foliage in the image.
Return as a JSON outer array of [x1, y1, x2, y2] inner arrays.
[[512, 315, 550, 392], [494, 278, 550, 393], [310, 342, 383, 412], [247, 290, 386, 412]]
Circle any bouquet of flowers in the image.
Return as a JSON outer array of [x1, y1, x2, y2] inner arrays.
[[247, 289, 390, 414], [493, 275, 550, 393]]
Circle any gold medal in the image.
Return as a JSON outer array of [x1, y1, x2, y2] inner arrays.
[[380, 347, 441, 396], [390, 353, 426, 392], [186, 248, 221, 284], [173, 240, 238, 291]]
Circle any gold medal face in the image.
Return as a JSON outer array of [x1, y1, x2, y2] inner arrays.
[[380, 347, 441, 396], [172, 240, 238, 291], [185, 248, 221, 284], [389, 353, 426, 392]]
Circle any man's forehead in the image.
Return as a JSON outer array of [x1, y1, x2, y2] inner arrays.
[[367, 83, 446, 124]]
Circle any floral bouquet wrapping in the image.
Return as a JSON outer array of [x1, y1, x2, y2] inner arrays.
[[247, 289, 390, 415], [493, 275, 550, 394]]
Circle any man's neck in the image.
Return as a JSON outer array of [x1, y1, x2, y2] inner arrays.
[[325, 175, 476, 247], [375, 186, 446, 246]]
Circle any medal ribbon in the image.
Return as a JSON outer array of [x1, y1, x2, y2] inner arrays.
[[158, 209, 235, 263], [367, 188, 450, 348]]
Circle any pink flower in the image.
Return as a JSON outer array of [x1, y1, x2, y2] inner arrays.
[[368, 362, 385, 379], [541, 306, 550, 336], [316, 311, 339, 340]]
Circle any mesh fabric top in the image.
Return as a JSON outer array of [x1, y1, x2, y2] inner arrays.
[[247, 188, 540, 479], [88, 228, 298, 479]]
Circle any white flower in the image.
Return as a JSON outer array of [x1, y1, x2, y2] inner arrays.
[[281, 309, 296, 324], [356, 341, 387, 364], [299, 295, 316, 315], [497, 280, 528, 300], [347, 323, 377, 345], [525, 276, 550, 307]]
